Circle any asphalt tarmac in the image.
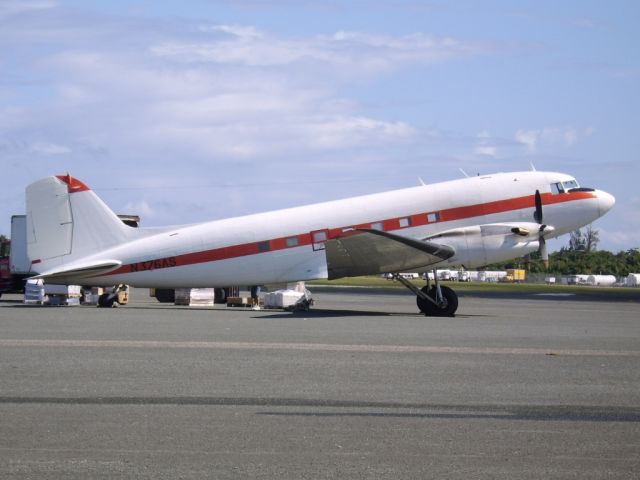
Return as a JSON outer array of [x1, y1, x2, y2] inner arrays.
[[0, 288, 639, 479]]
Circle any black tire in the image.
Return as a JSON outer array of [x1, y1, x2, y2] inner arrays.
[[416, 285, 458, 317], [97, 293, 117, 308], [155, 288, 175, 303], [214, 288, 228, 304]]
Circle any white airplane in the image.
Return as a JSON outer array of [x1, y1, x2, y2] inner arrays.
[[24, 171, 614, 315]]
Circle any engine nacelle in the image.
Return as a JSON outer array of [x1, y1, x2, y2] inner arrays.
[[425, 223, 543, 268]]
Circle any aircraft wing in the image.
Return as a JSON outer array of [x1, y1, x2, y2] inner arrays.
[[325, 229, 454, 280]]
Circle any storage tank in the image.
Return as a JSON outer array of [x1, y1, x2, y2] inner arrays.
[[467, 271, 480, 281], [567, 274, 589, 285], [586, 275, 616, 286], [626, 273, 640, 287], [483, 271, 507, 282]]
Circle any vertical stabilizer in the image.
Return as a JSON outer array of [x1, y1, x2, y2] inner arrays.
[[26, 175, 133, 273]]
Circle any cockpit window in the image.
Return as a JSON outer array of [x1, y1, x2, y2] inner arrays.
[[551, 182, 565, 194], [551, 179, 580, 194], [562, 179, 579, 190]]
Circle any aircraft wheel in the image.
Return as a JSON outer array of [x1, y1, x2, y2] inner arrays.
[[416, 285, 458, 317], [214, 288, 228, 304], [155, 288, 175, 303]]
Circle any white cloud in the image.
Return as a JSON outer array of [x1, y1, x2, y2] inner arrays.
[[151, 27, 488, 73], [515, 127, 594, 152], [0, 0, 56, 19], [515, 130, 538, 151], [29, 23, 436, 161], [474, 145, 497, 156], [474, 130, 497, 157], [304, 116, 416, 149], [201, 24, 264, 39], [29, 142, 71, 155], [122, 200, 155, 220], [0, 3, 497, 173]]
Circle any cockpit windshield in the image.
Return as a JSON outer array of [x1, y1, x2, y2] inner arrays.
[[551, 178, 581, 194]]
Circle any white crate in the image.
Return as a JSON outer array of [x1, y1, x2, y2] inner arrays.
[[24, 279, 45, 304], [175, 288, 215, 306], [263, 290, 305, 309], [43, 284, 81, 296]]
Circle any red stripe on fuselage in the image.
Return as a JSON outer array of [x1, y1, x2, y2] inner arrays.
[[106, 191, 595, 276]]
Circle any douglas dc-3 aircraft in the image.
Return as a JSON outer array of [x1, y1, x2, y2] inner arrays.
[[24, 170, 614, 315]]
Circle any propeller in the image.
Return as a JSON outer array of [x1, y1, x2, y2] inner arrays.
[[534, 190, 549, 269], [534, 190, 543, 224]]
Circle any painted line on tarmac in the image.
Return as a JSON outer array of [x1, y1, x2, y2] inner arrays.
[[1, 339, 639, 357]]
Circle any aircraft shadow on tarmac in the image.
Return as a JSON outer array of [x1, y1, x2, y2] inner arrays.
[[256, 408, 640, 423], [2, 302, 484, 318], [0, 396, 638, 423], [255, 309, 417, 319], [253, 311, 482, 319]]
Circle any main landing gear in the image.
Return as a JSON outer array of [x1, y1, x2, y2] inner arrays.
[[392, 271, 458, 317]]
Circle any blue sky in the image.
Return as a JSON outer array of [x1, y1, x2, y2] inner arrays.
[[1, 0, 638, 251]]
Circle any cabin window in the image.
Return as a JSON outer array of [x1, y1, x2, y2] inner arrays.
[[370, 222, 383, 231], [286, 236, 299, 247], [427, 212, 440, 223], [399, 217, 411, 228], [258, 241, 271, 252], [312, 231, 327, 242]]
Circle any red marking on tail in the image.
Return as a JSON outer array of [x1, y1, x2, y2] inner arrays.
[[56, 175, 90, 193]]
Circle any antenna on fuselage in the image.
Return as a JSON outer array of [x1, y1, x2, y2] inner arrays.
[[418, 177, 427, 186], [459, 168, 470, 178], [529, 162, 537, 172]]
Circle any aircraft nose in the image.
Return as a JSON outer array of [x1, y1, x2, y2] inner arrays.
[[598, 190, 615, 216]]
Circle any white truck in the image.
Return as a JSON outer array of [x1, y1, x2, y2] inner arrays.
[[0, 216, 30, 296], [10, 215, 30, 280]]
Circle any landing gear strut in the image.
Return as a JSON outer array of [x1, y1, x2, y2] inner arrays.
[[392, 271, 458, 317]]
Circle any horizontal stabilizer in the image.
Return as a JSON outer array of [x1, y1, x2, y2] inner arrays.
[[326, 229, 454, 280], [31, 260, 122, 282]]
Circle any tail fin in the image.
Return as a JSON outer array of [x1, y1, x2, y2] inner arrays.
[[26, 175, 134, 273]]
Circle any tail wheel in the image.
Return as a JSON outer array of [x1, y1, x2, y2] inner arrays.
[[416, 285, 458, 317], [97, 293, 118, 308]]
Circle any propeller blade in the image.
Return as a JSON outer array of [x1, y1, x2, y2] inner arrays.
[[540, 237, 549, 269], [534, 190, 543, 224], [534, 189, 549, 268]]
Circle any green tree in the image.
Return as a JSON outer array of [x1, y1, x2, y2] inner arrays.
[[584, 225, 600, 252], [485, 247, 640, 278], [0, 234, 8, 258], [567, 225, 599, 252], [568, 229, 586, 251]]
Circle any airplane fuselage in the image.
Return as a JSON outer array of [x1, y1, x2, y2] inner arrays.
[[57, 170, 613, 288]]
